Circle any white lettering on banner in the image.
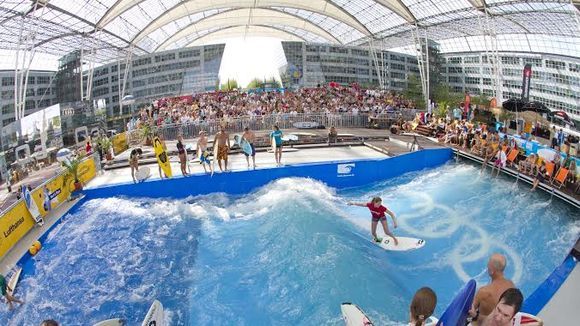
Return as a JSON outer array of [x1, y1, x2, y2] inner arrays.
[[337, 163, 355, 177]]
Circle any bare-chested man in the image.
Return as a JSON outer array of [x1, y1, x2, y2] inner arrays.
[[469, 253, 516, 325], [196, 131, 210, 173], [242, 127, 257, 169], [214, 126, 231, 172]]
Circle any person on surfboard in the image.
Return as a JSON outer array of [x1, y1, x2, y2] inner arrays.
[[348, 197, 398, 245], [0, 273, 24, 310]]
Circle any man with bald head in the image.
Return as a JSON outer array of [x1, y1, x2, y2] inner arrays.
[[469, 253, 516, 324]]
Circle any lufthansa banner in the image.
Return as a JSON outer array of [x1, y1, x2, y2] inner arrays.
[[0, 201, 36, 258]]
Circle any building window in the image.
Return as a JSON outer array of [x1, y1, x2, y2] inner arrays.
[[465, 77, 480, 85], [463, 56, 480, 64], [2, 77, 14, 86], [447, 57, 462, 64], [546, 60, 566, 70]]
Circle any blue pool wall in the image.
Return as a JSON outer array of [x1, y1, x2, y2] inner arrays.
[[85, 148, 454, 200]]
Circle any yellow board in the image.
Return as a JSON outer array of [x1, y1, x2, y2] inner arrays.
[[0, 156, 98, 259], [112, 132, 128, 155], [153, 137, 172, 178], [0, 201, 36, 258]]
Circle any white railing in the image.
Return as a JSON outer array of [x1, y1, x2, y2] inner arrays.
[[128, 111, 415, 142]]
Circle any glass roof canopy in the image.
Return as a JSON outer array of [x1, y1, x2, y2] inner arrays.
[[0, 0, 578, 64]]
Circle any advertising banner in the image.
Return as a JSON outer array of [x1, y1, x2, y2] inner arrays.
[[521, 64, 532, 101], [0, 202, 36, 258], [112, 132, 128, 155]]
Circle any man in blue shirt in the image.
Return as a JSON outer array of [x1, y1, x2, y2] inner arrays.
[[270, 125, 283, 166]]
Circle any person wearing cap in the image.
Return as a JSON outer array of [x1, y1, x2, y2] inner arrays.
[[196, 130, 211, 173], [242, 127, 257, 169]]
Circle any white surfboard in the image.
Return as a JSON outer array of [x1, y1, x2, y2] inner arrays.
[[141, 300, 165, 326], [135, 166, 151, 182], [23, 187, 43, 225], [93, 318, 126, 326], [375, 237, 425, 251], [282, 134, 298, 141], [212, 140, 219, 175], [341, 302, 438, 326], [7, 266, 22, 296], [271, 134, 277, 152], [341, 302, 374, 326]]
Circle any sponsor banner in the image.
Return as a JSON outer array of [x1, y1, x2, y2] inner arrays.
[[521, 64, 532, 101], [112, 132, 128, 155], [0, 156, 97, 259], [0, 201, 36, 258], [337, 163, 355, 177]]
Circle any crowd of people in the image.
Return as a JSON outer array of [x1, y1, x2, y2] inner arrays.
[[402, 111, 579, 194], [127, 86, 416, 130]]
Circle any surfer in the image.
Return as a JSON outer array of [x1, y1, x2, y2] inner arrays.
[[129, 148, 143, 183], [409, 287, 437, 326], [214, 126, 231, 172], [270, 125, 283, 166], [0, 273, 24, 310], [348, 197, 398, 245], [196, 131, 211, 173], [469, 254, 515, 324], [242, 127, 257, 169], [176, 135, 188, 176]]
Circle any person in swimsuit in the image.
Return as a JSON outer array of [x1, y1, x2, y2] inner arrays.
[[0, 273, 24, 310], [176, 135, 188, 176], [214, 126, 231, 172], [196, 131, 211, 173], [270, 125, 283, 166], [129, 148, 142, 183], [242, 127, 257, 169], [531, 161, 547, 191], [348, 196, 398, 245]]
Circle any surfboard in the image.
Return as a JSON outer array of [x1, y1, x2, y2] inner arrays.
[[135, 166, 151, 182], [375, 237, 425, 251], [282, 134, 298, 141], [153, 137, 172, 178], [93, 318, 126, 326], [212, 140, 219, 174], [141, 300, 165, 326], [23, 186, 43, 225], [43, 186, 51, 212], [234, 134, 253, 156], [341, 302, 374, 326], [7, 266, 22, 296], [436, 279, 476, 326], [513, 312, 543, 326], [341, 302, 438, 326]]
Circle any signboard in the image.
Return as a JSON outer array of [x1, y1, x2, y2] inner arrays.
[[521, 64, 532, 101]]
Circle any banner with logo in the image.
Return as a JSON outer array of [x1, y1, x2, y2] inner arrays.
[[0, 201, 36, 258], [112, 132, 128, 155], [0, 156, 97, 259], [521, 64, 532, 101]]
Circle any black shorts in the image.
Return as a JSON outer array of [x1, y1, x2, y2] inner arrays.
[[372, 216, 386, 222], [244, 144, 256, 157]]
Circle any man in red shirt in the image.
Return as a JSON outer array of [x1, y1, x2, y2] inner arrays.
[[348, 196, 398, 245]]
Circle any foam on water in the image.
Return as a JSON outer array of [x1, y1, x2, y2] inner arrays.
[[1, 163, 578, 325]]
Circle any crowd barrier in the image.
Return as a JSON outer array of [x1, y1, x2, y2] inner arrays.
[[0, 154, 99, 259], [84, 148, 452, 200], [127, 112, 416, 143]]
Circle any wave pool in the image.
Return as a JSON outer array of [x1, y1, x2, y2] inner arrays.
[[2, 163, 579, 325]]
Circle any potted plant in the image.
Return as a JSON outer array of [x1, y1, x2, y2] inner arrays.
[[140, 123, 154, 146], [62, 156, 83, 191], [99, 137, 113, 160]]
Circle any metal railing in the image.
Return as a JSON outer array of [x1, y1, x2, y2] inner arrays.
[[128, 111, 416, 143]]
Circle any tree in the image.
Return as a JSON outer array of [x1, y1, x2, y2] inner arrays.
[[221, 79, 238, 91], [265, 77, 281, 88], [247, 78, 264, 89], [470, 95, 490, 108], [404, 74, 426, 109], [433, 84, 463, 114]]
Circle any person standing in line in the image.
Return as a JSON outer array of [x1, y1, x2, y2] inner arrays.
[[176, 135, 188, 176], [196, 131, 211, 173], [129, 148, 142, 183], [242, 127, 257, 169], [214, 126, 231, 172], [270, 125, 283, 166]]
